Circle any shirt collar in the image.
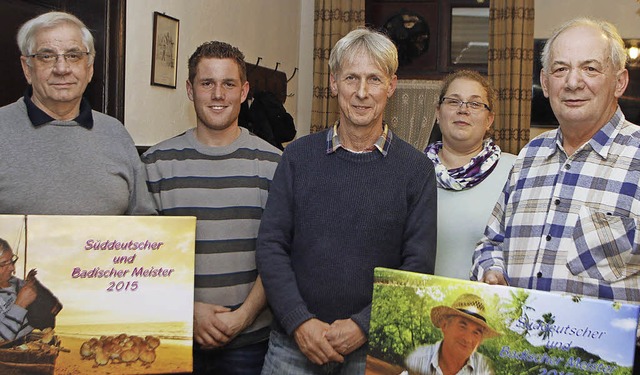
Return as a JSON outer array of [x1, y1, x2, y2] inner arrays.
[[588, 108, 623, 159], [431, 340, 477, 373], [549, 108, 624, 160], [23, 87, 94, 129], [326, 120, 392, 156]]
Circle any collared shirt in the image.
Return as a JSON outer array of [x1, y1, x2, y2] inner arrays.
[[23, 87, 94, 129], [472, 109, 640, 304], [326, 120, 392, 156], [404, 341, 494, 375]]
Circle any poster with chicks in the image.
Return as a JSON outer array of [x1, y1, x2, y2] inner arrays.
[[0, 214, 196, 374]]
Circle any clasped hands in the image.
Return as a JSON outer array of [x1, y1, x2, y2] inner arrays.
[[293, 318, 367, 366], [194, 302, 250, 349]]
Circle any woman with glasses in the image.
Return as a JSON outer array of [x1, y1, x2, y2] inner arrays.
[[0, 238, 37, 342], [424, 70, 516, 280]]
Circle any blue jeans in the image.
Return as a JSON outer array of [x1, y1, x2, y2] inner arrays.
[[193, 340, 268, 375], [261, 330, 367, 375]]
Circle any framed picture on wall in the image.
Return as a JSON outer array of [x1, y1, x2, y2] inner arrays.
[[365, 1, 439, 78], [151, 12, 179, 88]]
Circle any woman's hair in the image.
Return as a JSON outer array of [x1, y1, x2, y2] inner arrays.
[[541, 17, 627, 72], [187, 41, 247, 84], [0, 238, 11, 258], [17, 11, 95, 66], [438, 70, 497, 113], [329, 27, 398, 78], [429, 70, 497, 144]]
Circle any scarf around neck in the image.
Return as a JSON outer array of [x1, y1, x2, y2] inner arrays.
[[425, 138, 501, 191]]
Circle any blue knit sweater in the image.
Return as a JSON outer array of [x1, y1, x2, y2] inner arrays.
[[256, 129, 437, 336]]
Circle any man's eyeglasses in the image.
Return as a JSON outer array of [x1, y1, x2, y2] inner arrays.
[[0, 255, 18, 268], [26, 51, 91, 66], [440, 97, 491, 112]]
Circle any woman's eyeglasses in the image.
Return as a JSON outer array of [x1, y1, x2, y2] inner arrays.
[[441, 97, 491, 112]]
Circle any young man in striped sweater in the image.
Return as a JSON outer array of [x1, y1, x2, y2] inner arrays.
[[143, 41, 281, 374]]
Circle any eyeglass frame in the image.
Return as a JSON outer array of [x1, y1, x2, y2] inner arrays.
[[0, 254, 18, 268], [25, 51, 92, 66], [440, 96, 491, 112]]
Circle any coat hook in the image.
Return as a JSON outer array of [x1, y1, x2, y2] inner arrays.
[[286, 67, 298, 83], [247, 57, 262, 76], [274, 62, 280, 72]]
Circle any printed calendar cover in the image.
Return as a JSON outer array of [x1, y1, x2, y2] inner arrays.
[[0, 214, 196, 374], [366, 267, 639, 375]]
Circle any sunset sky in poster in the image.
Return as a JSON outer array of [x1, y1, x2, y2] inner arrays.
[[0, 215, 196, 326]]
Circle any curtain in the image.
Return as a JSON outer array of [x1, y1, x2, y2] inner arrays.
[[488, 0, 535, 154], [385, 80, 442, 152], [311, 0, 365, 134]]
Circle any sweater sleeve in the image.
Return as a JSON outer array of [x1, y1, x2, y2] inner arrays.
[[255, 152, 314, 335], [0, 304, 29, 342], [400, 159, 437, 274], [0, 280, 31, 342], [125, 142, 157, 216]]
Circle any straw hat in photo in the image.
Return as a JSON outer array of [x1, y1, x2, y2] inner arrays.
[[430, 293, 501, 339]]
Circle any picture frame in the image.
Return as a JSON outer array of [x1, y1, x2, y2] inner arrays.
[[365, 1, 439, 78], [151, 12, 179, 88], [366, 268, 639, 375]]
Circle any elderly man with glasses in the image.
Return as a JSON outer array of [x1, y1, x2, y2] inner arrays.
[[0, 238, 36, 342], [0, 11, 155, 215]]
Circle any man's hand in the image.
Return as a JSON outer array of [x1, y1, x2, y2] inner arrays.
[[214, 308, 252, 341], [325, 318, 367, 356], [15, 280, 37, 308], [482, 270, 508, 285], [293, 318, 344, 365], [193, 302, 234, 348]]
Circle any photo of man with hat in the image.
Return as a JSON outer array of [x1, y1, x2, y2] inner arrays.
[[404, 293, 500, 375]]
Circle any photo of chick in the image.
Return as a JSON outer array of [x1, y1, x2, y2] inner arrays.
[[79, 333, 161, 367]]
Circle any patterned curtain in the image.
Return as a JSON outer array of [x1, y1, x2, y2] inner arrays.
[[488, 0, 535, 154], [311, 0, 365, 133]]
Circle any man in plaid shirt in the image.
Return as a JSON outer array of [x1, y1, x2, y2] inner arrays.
[[472, 17, 640, 306]]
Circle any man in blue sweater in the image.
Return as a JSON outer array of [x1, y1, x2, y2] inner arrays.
[[256, 28, 437, 374]]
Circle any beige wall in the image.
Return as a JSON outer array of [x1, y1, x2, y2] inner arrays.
[[531, 0, 640, 138], [535, 0, 640, 39], [123, 1, 640, 145], [124, 0, 309, 146]]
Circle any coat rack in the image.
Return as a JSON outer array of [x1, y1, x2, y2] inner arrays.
[[246, 57, 297, 104]]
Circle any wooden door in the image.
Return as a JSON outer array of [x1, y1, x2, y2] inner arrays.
[[0, 0, 126, 121]]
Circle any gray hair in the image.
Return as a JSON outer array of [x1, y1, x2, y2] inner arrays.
[[17, 11, 96, 67], [329, 27, 398, 78], [0, 238, 11, 258], [541, 17, 627, 72]]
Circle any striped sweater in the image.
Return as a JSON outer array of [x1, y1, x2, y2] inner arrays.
[[142, 127, 281, 348]]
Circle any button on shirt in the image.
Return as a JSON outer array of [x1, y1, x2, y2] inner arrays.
[[471, 109, 640, 304]]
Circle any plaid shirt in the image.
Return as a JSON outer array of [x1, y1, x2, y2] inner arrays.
[[326, 121, 392, 156], [472, 109, 640, 305]]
